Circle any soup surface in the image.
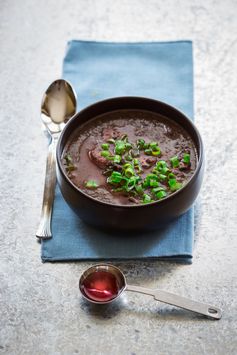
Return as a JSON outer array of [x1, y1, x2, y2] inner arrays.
[[62, 109, 197, 205]]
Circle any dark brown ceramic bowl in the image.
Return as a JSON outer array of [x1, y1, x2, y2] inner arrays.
[[56, 97, 204, 231]]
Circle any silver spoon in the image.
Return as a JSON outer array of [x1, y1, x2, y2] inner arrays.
[[36, 79, 77, 239], [79, 264, 222, 320]]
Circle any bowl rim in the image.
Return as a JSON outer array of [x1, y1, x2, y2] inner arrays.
[[56, 96, 204, 209]]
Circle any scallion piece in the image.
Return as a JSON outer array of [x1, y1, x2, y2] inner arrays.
[[135, 184, 144, 195], [85, 180, 98, 188], [137, 139, 145, 149], [149, 179, 159, 187], [124, 153, 133, 161], [125, 176, 140, 191], [143, 194, 152, 204], [113, 155, 121, 163], [125, 143, 132, 150], [152, 149, 161, 156], [101, 150, 110, 158], [156, 160, 166, 169], [146, 173, 159, 181], [150, 142, 158, 150], [168, 178, 182, 192], [107, 171, 124, 184], [171, 182, 182, 192], [156, 190, 167, 199], [115, 140, 126, 155], [123, 163, 133, 170], [183, 153, 190, 164], [170, 156, 180, 168], [124, 167, 134, 178], [168, 178, 177, 188], [168, 172, 175, 179], [158, 174, 167, 181], [101, 143, 109, 150], [156, 160, 169, 174], [144, 148, 152, 155], [152, 186, 166, 193]]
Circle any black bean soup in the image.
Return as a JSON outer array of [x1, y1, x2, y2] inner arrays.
[[62, 110, 197, 205]]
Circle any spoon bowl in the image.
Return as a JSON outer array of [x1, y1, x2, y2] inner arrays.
[[36, 79, 77, 239], [41, 79, 77, 133], [79, 264, 222, 319]]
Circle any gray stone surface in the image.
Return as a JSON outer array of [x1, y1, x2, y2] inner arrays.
[[0, 0, 237, 354]]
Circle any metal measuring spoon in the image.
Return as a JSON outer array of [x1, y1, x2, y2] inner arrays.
[[36, 79, 77, 239], [79, 264, 222, 320]]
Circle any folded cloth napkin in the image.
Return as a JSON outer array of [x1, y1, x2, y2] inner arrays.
[[41, 40, 194, 263]]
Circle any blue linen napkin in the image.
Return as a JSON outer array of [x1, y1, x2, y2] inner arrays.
[[41, 40, 194, 263]]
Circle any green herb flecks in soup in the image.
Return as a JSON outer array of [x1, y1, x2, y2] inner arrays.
[[62, 110, 197, 205]]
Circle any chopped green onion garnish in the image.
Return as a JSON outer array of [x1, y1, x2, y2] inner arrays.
[[107, 171, 124, 184], [168, 172, 175, 179], [146, 173, 159, 181], [137, 139, 145, 149], [168, 178, 182, 191], [124, 153, 133, 161], [144, 148, 152, 155], [125, 176, 140, 191], [170, 156, 180, 168], [115, 140, 126, 155], [143, 173, 158, 188], [156, 160, 169, 174], [123, 163, 133, 170], [171, 182, 182, 192], [85, 180, 98, 188], [152, 186, 166, 193], [158, 174, 167, 181], [124, 167, 134, 178], [150, 142, 158, 150], [156, 190, 167, 199], [143, 194, 152, 204], [168, 178, 177, 187], [149, 179, 159, 187], [101, 143, 109, 150], [183, 153, 190, 164], [135, 184, 144, 195], [151, 149, 161, 156], [84, 134, 188, 203], [113, 155, 121, 163], [125, 143, 132, 150], [101, 150, 110, 158]]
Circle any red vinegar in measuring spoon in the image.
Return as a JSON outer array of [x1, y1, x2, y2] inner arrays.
[[81, 270, 120, 302]]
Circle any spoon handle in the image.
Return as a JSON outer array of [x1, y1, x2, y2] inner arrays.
[[126, 285, 221, 320], [36, 135, 58, 239]]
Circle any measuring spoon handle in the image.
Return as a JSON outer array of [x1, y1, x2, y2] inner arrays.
[[36, 135, 58, 239], [126, 285, 221, 320]]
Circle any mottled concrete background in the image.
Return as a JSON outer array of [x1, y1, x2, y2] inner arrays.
[[0, 0, 236, 354]]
